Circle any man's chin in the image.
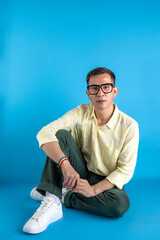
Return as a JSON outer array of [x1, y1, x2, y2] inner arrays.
[[95, 103, 108, 110]]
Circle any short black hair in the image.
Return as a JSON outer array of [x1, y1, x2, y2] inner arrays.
[[86, 67, 116, 85]]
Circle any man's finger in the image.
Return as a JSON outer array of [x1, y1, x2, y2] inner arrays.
[[66, 177, 73, 187], [69, 178, 76, 189], [75, 176, 80, 187], [63, 177, 69, 187], [66, 178, 76, 190]]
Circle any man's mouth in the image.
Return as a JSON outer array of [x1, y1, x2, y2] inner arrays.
[[96, 100, 107, 103]]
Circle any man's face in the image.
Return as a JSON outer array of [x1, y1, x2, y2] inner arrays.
[[86, 73, 118, 111]]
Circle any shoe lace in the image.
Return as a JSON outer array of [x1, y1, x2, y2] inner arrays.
[[31, 197, 53, 220]]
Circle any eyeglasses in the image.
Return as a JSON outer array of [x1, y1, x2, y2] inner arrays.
[[87, 83, 115, 95]]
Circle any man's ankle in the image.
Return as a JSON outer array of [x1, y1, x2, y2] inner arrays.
[[45, 191, 60, 205]]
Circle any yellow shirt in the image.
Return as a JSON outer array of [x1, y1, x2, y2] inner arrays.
[[37, 103, 139, 189]]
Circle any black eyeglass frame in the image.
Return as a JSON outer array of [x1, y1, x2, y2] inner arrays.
[[87, 83, 115, 95]]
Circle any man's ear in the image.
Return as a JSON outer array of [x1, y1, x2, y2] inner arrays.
[[86, 89, 90, 100], [113, 86, 119, 97]]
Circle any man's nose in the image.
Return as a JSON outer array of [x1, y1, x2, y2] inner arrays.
[[97, 87, 104, 96]]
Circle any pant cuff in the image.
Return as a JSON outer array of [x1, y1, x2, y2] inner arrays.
[[36, 182, 62, 199], [64, 190, 73, 208]]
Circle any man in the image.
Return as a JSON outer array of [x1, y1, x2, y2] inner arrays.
[[23, 67, 139, 234]]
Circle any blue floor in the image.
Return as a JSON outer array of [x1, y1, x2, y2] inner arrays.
[[1, 179, 160, 240]]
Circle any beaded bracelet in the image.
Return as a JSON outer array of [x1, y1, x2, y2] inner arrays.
[[57, 156, 69, 168]]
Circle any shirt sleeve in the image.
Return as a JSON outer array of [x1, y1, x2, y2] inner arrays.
[[106, 122, 139, 189], [36, 107, 80, 148]]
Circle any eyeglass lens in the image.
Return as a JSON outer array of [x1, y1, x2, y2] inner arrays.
[[88, 84, 113, 95]]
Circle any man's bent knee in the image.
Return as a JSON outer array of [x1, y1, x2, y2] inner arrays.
[[103, 188, 130, 218], [56, 129, 69, 137], [111, 200, 129, 218]]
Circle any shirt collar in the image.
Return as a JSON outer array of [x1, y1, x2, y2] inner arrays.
[[89, 104, 96, 119], [106, 104, 119, 129], [89, 103, 119, 130]]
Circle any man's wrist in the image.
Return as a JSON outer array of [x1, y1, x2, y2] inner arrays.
[[57, 156, 70, 168], [92, 185, 97, 196], [60, 159, 71, 168]]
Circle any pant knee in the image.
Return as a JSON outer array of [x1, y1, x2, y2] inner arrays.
[[55, 129, 74, 157], [56, 129, 69, 138], [114, 197, 130, 218], [103, 189, 130, 218], [56, 129, 73, 144], [111, 201, 129, 218]]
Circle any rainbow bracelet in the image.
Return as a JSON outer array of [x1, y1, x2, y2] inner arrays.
[[57, 156, 69, 168]]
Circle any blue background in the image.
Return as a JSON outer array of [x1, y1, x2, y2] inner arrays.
[[0, 0, 160, 184], [1, 0, 160, 184], [1, 1, 160, 239]]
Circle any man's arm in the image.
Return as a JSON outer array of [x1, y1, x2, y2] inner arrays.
[[37, 107, 81, 189], [43, 141, 114, 196], [42, 142, 80, 189], [106, 122, 139, 189], [37, 107, 79, 148], [73, 178, 114, 197]]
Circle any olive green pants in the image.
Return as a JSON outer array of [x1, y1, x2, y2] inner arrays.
[[37, 129, 130, 218]]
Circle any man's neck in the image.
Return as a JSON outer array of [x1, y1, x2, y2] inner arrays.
[[94, 104, 115, 126]]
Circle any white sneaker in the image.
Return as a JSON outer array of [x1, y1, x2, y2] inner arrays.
[[23, 196, 63, 234], [30, 187, 44, 201]]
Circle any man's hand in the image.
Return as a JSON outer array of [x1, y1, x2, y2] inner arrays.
[[72, 179, 96, 197], [61, 160, 80, 190]]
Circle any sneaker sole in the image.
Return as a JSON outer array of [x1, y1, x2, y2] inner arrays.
[[23, 212, 63, 234]]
